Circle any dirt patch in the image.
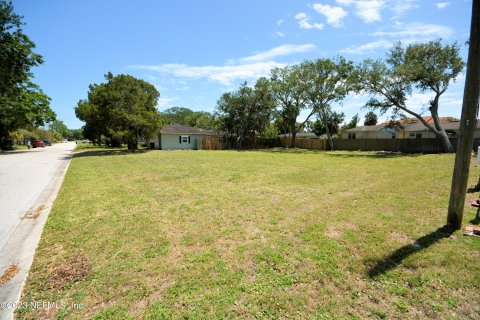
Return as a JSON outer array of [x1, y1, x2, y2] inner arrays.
[[21, 204, 48, 220], [390, 231, 412, 243], [0, 264, 19, 286], [49, 251, 92, 289], [325, 227, 342, 239]]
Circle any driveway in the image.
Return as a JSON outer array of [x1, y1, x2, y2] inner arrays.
[[0, 142, 75, 320]]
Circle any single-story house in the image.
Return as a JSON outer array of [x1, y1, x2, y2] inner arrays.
[[150, 124, 218, 150], [341, 117, 480, 139]]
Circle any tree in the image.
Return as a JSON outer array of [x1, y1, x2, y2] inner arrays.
[[359, 40, 464, 152], [310, 111, 345, 137], [161, 107, 216, 130], [269, 65, 310, 147], [161, 107, 194, 125], [340, 114, 360, 134], [215, 79, 273, 149], [185, 111, 216, 129], [363, 111, 378, 126], [75, 73, 162, 150], [70, 129, 84, 140], [0, 1, 55, 149], [302, 57, 355, 150], [49, 120, 69, 139], [75, 99, 103, 144]]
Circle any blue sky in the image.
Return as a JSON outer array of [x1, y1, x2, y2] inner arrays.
[[14, 0, 472, 129]]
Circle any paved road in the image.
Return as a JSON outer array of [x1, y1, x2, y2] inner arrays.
[[0, 142, 75, 320]]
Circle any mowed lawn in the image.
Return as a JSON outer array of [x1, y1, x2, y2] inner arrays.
[[18, 146, 480, 319]]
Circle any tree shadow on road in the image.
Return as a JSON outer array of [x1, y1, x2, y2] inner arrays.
[[366, 225, 454, 279], [0, 150, 30, 156]]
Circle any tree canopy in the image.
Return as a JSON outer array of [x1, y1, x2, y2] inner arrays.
[[215, 79, 273, 149], [0, 0, 55, 149], [302, 57, 355, 150], [310, 112, 345, 137], [363, 111, 378, 126], [161, 107, 216, 130], [270, 65, 309, 147], [358, 40, 464, 152], [75, 73, 162, 150]]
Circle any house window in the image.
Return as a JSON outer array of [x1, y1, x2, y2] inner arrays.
[[179, 135, 190, 144], [409, 133, 422, 139], [348, 133, 356, 139]]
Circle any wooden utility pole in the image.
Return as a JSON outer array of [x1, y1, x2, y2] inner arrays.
[[447, 0, 480, 230]]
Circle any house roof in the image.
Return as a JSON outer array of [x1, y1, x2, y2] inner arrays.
[[278, 133, 318, 138], [346, 117, 480, 133], [160, 124, 217, 135]]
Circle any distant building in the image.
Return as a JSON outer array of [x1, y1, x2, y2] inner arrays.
[[278, 133, 318, 138], [341, 117, 480, 139]]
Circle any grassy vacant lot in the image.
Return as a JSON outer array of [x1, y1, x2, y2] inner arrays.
[[18, 146, 480, 319]]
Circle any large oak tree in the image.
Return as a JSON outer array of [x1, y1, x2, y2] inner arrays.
[[75, 73, 162, 150], [302, 57, 355, 150], [359, 40, 464, 152], [0, 0, 55, 149]]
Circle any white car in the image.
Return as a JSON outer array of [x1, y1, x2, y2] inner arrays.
[[60, 139, 68, 143]]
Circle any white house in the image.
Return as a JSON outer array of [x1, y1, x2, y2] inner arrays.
[[150, 124, 218, 150]]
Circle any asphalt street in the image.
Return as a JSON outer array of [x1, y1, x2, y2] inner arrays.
[[0, 142, 75, 320]]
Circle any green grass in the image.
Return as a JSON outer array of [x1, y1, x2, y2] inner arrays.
[[18, 146, 480, 319]]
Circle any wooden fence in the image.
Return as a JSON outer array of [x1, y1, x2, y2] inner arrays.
[[202, 136, 480, 153], [201, 136, 226, 150]]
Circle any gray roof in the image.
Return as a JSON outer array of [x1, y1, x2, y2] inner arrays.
[[346, 124, 386, 132], [160, 124, 217, 135], [346, 119, 480, 133], [278, 133, 318, 138]]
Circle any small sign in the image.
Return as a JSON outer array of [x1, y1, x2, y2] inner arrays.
[[477, 147, 480, 165]]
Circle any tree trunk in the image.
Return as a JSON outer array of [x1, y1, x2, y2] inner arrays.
[[430, 95, 454, 152], [290, 123, 297, 148], [236, 129, 243, 150], [447, 0, 480, 230], [322, 113, 334, 150], [433, 127, 454, 153]]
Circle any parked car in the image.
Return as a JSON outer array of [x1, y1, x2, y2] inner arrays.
[[42, 140, 52, 146], [32, 140, 45, 148], [60, 139, 68, 143]]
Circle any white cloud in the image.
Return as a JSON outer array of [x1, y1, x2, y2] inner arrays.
[[239, 44, 316, 63], [336, 0, 384, 23], [312, 3, 348, 27], [294, 12, 324, 30], [436, 2, 451, 9], [156, 97, 177, 107], [341, 22, 454, 55], [372, 22, 453, 38], [340, 40, 392, 54], [277, 19, 284, 26], [390, 0, 418, 17], [132, 61, 284, 86], [273, 31, 286, 38]]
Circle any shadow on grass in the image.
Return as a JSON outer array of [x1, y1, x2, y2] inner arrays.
[[324, 151, 423, 159], [256, 148, 423, 158], [367, 225, 454, 278], [73, 149, 150, 158], [470, 215, 480, 225], [467, 186, 480, 193]]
